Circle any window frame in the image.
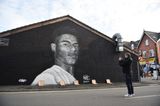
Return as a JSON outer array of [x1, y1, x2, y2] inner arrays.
[[149, 49, 155, 57], [145, 39, 149, 46], [142, 50, 147, 58]]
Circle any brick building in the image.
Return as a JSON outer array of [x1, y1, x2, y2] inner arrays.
[[123, 40, 139, 54], [157, 39, 160, 64], [137, 30, 160, 65]]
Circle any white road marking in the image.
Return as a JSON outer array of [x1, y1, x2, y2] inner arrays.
[[125, 95, 160, 99], [0, 88, 124, 95], [0, 84, 159, 95]]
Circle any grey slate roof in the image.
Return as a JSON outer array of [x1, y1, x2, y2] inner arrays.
[[144, 30, 160, 42], [123, 40, 139, 49]]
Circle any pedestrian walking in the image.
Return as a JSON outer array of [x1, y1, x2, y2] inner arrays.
[[118, 52, 135, 97]]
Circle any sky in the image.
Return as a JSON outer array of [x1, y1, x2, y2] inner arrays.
[[0, 0, 160, 41]]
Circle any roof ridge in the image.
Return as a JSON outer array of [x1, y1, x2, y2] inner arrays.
[[0, 15, 114, 43], [0, 15, 71, 36]]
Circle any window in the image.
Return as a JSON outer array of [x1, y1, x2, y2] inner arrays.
[[131, 44, 134, 50], [139, 50, 142, 56], [142, 51, 147, 58], [145, 39, 149, 46], [149, 49, 155, 57]]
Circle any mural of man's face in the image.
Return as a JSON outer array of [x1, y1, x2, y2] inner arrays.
[[51, 34, 79, 65]]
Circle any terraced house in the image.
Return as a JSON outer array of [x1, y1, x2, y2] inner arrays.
[[138, 30, 160, 65]]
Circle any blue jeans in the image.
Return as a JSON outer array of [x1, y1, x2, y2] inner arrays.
[[124, 74, 134, 94]]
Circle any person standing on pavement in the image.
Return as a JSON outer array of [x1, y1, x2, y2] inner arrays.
[[118, 52, 135, 97]]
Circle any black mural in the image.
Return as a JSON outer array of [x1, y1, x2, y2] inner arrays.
[[0, 20, 139, 85], [32, 32, 79, 85]]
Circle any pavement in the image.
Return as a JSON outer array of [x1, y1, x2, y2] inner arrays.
[[0, 76, 160, 92], [140, 76, 160, 84], [1, 84, 160, 106]]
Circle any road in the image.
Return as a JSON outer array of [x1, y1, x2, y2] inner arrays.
[[0, 84, 160, 106]]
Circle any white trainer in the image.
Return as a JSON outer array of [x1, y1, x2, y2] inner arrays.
[[124, 94, 130, 97], [131, 94, 135, 96]]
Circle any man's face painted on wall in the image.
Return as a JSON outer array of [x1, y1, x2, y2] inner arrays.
[[53, 34, 79, 65]]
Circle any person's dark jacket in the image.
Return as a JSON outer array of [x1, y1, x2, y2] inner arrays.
[[119, 57, 132, 74]]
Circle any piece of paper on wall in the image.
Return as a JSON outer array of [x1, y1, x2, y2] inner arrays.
[[74, 80, 80, 85], [92, 79, 97, 84]]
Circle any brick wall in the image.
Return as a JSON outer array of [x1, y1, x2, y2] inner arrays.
[[156, 40, 160, 63], [138, 34, 157, 58]]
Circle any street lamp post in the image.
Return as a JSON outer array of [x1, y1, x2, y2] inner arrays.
[[113, 33, 123, 52]]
